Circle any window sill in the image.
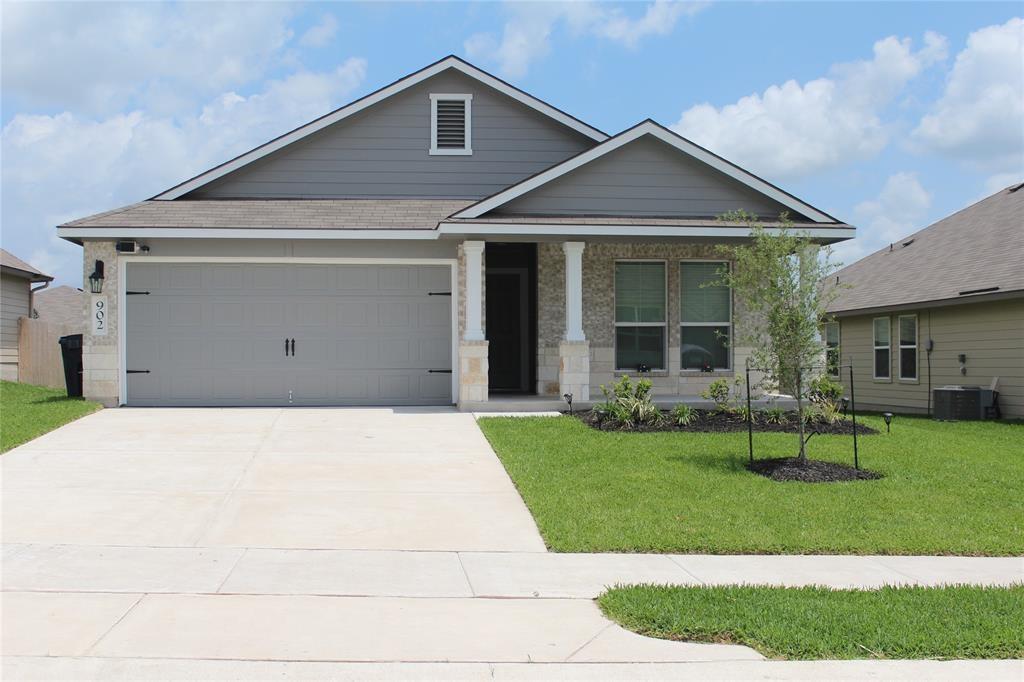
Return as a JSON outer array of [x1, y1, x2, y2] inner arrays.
[[679, 370, 733, 377], [613, 370, 669, 378], [429, 148, 472, 156], [898, 378, 920, 385]]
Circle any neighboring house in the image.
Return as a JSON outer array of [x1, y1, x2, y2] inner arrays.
[[33, 285, 87, 331], [57, 56, 854, 408], [825, 184, 1024, 419], [0, 249, 53, 381]]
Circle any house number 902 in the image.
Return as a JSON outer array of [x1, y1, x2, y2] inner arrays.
[[91, 295, 108, 336]]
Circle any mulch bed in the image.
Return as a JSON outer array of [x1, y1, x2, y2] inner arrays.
[[747, 457, 883, 483], [577, 409, 878, 436]]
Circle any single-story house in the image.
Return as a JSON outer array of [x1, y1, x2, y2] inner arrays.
[[825, 183, 1023, 419], [1, 249, 53, 381], [33, 285, 87, 331], [57, 55, 854, 408]]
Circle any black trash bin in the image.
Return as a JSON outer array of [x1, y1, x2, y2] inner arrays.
[[58, 334, 84, 398]]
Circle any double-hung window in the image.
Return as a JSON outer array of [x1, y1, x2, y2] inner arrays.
[[898, 315, 918, 381], [680, 261, 731, 370], [873, 317, 891, 380], [614, 261, 666, 371], [824, 322, 840, 378]]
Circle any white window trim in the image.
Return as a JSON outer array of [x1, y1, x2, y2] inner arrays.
[[824, 321, 841, 378], [613, 259, 668, 372], [430, 93, 472, 156], [898, 314, 919, 382], [873, 316, 891, 381], [680, 259, 732, 371]]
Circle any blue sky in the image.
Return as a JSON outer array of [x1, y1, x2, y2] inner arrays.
[[2, 1, 1022, 286]]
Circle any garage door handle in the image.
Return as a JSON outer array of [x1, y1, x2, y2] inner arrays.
[[285, 338, 290, 356], [290, 338, 296, 356], [428, 369, 452, 374], [428, 291, 451, 296]]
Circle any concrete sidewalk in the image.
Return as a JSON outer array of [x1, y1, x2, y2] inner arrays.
[[4, 545, 1022, 598], [5, 657, 1022, 681]]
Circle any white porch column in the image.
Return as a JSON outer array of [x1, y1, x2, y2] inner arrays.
[[459, 241, 488, 405], [560, 241, 589, 401], [562, 242, 586, 342], [463, 241, 485, 341]]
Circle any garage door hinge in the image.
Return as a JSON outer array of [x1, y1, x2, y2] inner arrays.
[[126, 370, 151, 374], [427, 369, 453, 374], [126, 291, 150, 295], [427, 291, 452, 296]]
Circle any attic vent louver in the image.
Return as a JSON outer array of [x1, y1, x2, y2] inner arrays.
[[430, 94, 472, 155]]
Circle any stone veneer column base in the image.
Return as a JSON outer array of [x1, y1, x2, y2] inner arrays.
[[559, 340, 590, 402], [458, 340, 489, 404]]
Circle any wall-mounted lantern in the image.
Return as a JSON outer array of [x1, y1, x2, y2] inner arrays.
[[88, 260, 105, 294]]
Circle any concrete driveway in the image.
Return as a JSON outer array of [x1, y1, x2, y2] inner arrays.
[[1, 407, 545, 552]]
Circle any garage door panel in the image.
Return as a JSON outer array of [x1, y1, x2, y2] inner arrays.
[[126, 262, 452, 406], [253, 301, 286, 327], [168, 265, 202, 289], [251, 266, 287, 290], [208, 265, 245, 290]]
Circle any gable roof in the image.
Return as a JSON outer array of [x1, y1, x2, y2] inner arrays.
[[0, 248, 52, 281], [827, 183, 1024, 314], [152, 56, 608, 201], [452, 120, 839, 224]]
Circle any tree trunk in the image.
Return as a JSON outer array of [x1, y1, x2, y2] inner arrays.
[[796, 367, 807, 464]]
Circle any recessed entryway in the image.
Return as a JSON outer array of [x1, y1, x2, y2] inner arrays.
[[485, 243, 537, 394]]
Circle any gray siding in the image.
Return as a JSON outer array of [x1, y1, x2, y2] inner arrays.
[[1, 272, 31, 380], [189, 71, 594, 200], [499, 136, 796, 218], [837, 299, 1024, 419]]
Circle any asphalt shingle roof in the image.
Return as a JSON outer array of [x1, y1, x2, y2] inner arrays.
[[0, 248, 52, 280], [827, 183, 1024, 313], [60, 199, 476, 230]]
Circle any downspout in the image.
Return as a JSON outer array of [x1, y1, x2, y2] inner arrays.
[[29, 279, 51, 318], [926, 309, 933, 418]]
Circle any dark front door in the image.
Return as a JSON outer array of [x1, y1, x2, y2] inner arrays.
[[486, 268, 529, 392]]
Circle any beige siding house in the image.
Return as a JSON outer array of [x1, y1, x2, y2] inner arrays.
[[0, 249, 53, 381], [826, 184, 1024, 418]]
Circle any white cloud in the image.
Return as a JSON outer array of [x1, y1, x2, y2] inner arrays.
[[465, 1, 705, 78], [1, 59, 367, 286], [596, 0, 707, 48], [672, 33, 948, 182], [0, 2, 297, 116], [834, 172, 932, 265], [300, 14, 339, 48], [912, 18, 1024, 175]]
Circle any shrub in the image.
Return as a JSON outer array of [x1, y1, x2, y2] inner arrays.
[[671, 403, 697, 426], [762, 406, 788, 424], [701, 378, 732, 411], [809, 375, 843, 408], [596, 376, 663, 428]]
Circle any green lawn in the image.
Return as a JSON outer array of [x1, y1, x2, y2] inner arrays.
[[1, 381, 101, 452], [598, 584, 1024, 660], [477, 414, 1024, 555]]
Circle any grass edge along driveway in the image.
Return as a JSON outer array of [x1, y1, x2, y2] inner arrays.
[[1, 381, 101, 452], [477, 414, 1024, 555], [598, 584, 1024, 660]]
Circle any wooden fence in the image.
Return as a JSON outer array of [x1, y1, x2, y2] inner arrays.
[[17, 318, 75, 389]]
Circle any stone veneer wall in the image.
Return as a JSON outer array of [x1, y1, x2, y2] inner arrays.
[[536, 241, 755, 398], [81, 241, 120, 406]]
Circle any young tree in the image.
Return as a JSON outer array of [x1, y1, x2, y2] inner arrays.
[[715, 211, 843, 463]]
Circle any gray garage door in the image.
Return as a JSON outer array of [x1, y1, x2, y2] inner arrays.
[[125, 262, 453, 406]]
